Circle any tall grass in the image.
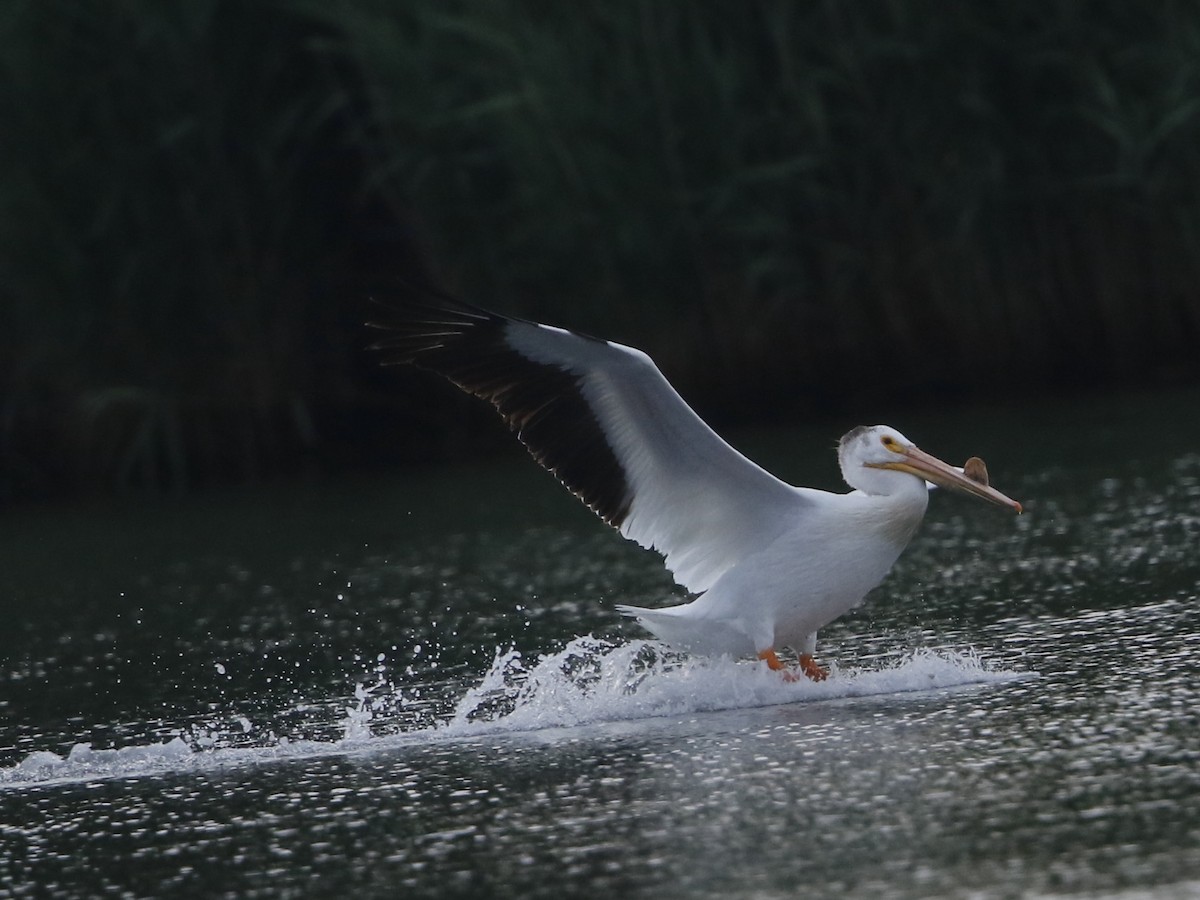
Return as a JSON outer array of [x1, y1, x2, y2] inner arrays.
[[318, 1, 1200, 405], [3, 1, 1200, 497], [0, 0, 349, 496]]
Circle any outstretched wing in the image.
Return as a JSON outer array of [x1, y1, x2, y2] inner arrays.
[[370, 293, 809, 594]]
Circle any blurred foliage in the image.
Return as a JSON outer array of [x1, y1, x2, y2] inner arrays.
[[2, 0, 1200, 499], [0, 0, 350, 497]]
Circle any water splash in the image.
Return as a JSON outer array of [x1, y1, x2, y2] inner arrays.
[[440, 637, 1027, 735], [0, 639, 1028, 789]]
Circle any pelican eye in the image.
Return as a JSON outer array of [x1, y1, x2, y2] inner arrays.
[[881, 435, 898, 449]]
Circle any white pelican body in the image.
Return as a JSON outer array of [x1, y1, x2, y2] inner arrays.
[[621, 473, 930, 660], [373, 292, 1022, 679]]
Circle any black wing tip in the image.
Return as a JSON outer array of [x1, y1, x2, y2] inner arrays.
[[366, 279, 612, 348], [367, 279, 504, 325], [365, 279, 511, 365], [367, 279, 635, 532]]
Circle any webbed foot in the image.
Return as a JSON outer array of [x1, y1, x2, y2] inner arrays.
[[798, 653, 828, 682], [758, 649, 827, 682]]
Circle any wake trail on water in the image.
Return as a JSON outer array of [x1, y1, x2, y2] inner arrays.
[[0, 638, 1028, 789]]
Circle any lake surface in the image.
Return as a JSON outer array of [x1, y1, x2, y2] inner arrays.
[[1, 388, 1199, 898]]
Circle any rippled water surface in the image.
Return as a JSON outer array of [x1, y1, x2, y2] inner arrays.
[[2, 390, 1199, 898]]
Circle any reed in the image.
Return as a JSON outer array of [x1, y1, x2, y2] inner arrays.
[[318, 1, 1200, 400], [0, 0, 350, 496], [3, 0, 1200, 497]]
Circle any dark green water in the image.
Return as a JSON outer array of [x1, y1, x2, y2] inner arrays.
[[1, 389, 1199, 898]]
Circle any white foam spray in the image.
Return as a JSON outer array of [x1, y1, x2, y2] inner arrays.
[[0, 638, 1028, 789]]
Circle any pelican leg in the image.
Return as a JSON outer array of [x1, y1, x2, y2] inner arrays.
[[756, 648, 828, 682]]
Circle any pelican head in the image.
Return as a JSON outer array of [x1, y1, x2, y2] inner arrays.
[[839, 425, 1022, 512]]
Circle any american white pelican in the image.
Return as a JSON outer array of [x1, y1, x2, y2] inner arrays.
[[371, 294, 1022, 681]]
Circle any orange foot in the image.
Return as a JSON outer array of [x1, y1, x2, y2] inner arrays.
[[798, 653, 829, 682], [757, 649, 828, 683]]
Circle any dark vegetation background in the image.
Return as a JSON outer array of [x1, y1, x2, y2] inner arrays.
[[3, 0, 1200, 501]]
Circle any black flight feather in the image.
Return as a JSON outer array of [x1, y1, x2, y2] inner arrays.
[[369, 290, 634, 528]]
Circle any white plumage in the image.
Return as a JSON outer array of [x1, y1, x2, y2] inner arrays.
[[372, 294, 1022, 680]]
